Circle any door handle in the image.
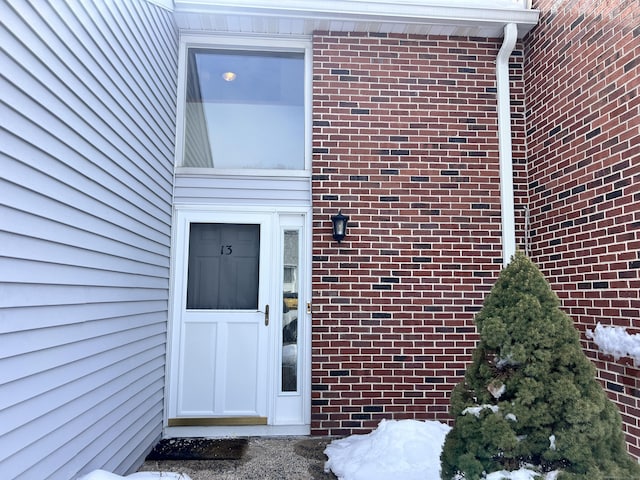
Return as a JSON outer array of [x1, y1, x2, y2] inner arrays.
[[264, 304, 269, 326]]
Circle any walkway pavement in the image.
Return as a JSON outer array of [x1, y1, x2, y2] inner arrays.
[[138, 437, 338, 480]]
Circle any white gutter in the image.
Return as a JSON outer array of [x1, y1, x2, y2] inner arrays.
[[496, 23, 518, 267]]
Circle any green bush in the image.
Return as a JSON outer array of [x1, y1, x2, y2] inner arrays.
[[440, 252, 640, 480]]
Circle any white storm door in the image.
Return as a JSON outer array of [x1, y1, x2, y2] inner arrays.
[[172, 211, 272, 422]]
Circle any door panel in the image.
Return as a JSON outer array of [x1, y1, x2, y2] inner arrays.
[[224, 322, 260, 412], [180, 322, 217, 412]]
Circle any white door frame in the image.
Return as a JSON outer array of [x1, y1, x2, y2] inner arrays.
[[165, 204, 311, 437]]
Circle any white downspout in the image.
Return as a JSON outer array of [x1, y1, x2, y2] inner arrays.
[[497, 23, 518, 267]]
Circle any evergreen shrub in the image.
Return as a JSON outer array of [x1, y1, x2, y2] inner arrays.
[[440, 252, 640, 479]]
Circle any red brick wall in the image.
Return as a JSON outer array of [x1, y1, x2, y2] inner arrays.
[[525, 0, 640, 458], [311, 32, 527, 436]]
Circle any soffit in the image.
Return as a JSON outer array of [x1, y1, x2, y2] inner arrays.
[[173, 0, 540, 39]]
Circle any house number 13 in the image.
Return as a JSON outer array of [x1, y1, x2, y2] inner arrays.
[[220, 245, 232, 255]]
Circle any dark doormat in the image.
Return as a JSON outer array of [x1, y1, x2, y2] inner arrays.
[[146, 438, 248, 461]]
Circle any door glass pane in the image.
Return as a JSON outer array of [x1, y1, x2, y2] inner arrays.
[[184, 49, 305, 170], [282, 230, 300, 392], [186, 223, 260, 310]]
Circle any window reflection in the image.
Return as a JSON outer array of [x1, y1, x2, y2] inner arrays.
[[282, 230, 299, 392], [183, 49, 305, 170]]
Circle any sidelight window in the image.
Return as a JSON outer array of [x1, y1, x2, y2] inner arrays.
[[281, 229, 300, 392]]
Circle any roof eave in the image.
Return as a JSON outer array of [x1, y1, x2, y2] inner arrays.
[[174, 0, 540, 38]]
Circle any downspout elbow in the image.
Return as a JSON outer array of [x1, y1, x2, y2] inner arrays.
[[497, 23, 518, 267]]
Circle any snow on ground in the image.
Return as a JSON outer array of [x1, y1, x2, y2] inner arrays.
[[324, 419, 559, 480], [324, 419, 450, 480], [586, 322, 640, 366], [77, 470, 191, 480]]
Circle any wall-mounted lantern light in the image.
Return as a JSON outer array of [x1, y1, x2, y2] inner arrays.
[[331, 210, 349, 243]]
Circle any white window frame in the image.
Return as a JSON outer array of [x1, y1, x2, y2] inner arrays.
[[175, 34, 313, 177]]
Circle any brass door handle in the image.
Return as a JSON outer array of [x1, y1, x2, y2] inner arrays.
[[264, 304, 269, 326]]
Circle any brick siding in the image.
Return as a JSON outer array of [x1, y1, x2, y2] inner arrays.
[[311, 32, 527, 436], [525, 0, 640, 459]]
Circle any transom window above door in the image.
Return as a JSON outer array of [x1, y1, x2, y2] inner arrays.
[[180, 44, 307, 172]]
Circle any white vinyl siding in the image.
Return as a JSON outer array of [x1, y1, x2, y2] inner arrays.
[[174, 174, 311, 206], [0, 1, 177, 478]]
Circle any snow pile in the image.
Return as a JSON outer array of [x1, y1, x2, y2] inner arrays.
[[77, 470, 191, 480], [324, 419, 561, 480], [586, 322, 640, 366], [324, 419, 450, 480]]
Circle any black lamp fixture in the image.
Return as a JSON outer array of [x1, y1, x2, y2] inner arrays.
[[331, 210, 349, 243]]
